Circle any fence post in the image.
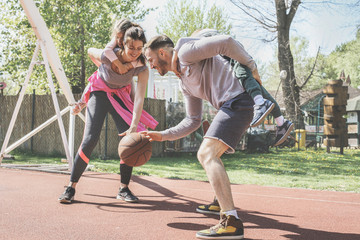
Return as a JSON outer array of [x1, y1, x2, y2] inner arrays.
[[31, 89, 36, 152]]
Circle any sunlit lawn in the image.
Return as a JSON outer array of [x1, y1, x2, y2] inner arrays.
[[3, 148, 360, 193]]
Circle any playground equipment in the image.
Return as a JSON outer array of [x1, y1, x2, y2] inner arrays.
[[0, 0, 85, 169], [322, 72, 349, 154]]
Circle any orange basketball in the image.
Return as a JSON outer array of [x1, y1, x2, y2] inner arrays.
[[118, 133, 152, 167]]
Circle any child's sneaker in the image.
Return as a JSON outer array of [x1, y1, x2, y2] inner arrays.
[[274, 120, 294, 146], [250, 99, 275, 127]]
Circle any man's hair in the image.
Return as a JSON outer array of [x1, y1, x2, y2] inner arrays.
[[144, 35, 174, 52]]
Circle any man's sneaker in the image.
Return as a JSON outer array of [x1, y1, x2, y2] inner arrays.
[[250, 99, 275, 127], [196, 214, 244, 239], [58, 186, 75, 204], [116, 187, 139, 203], [196, 197, 220, 215], [274, 120, 294, 146]]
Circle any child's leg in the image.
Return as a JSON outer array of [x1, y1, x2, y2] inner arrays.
[[232, 61, 263, 103], [259, 86, 281, 118], [232, 61, 274, 127]]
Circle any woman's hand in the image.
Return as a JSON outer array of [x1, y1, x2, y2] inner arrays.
[[171, 50, 181, 78], [118, 126, 137, 137], [139, 131, 162, 142], [112, 59, 133, 74], [70, 100, 86, 115]]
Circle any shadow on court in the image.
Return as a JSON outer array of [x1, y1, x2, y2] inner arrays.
[[1, 167, 360, 240]]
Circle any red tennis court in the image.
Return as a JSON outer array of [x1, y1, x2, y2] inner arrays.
[[1, 167, 359, 239]]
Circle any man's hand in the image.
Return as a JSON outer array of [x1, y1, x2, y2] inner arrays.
[[252, 69, 262, 85], [111, 59, 133, 74], [140, 131, 163, 142]]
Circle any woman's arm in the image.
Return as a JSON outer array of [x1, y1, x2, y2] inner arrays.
[[130, 80, 136, 102], [127, 68, 149, 133]]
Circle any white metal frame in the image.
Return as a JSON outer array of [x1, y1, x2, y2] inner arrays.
[[0, 0, 85, 169]]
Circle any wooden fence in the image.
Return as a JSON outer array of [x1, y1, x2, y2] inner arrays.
[[0, 94, 166, 158]]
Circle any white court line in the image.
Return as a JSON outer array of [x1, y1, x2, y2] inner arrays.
[[144, 183, 360, 206], [230, 191, 360, 206]]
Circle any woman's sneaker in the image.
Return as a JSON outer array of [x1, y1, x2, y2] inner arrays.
[[58, 186, 75, 204], [196, 197, 221, 215], [274, 120, 294, 146], [116, 187, 139, 203], [250, 99, 275, 127], [196, 214, 244, 239]]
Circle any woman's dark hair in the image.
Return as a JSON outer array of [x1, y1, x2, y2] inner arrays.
[[123, 26, 147, 64]]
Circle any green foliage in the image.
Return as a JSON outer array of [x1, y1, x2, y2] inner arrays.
[[262, 34, 360, 91], [156, 0, 232, 44], [326, 37, 360, 87], [5, 148, 360, 192], [0, 0, 152, 95]]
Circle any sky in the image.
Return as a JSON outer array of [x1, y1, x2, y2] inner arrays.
[[139, 0, 359, 64]]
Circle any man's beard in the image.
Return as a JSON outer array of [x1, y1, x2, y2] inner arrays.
[[157, 57, 168, 76]]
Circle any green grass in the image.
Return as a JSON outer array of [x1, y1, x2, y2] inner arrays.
[[3, 148, 360, 193]]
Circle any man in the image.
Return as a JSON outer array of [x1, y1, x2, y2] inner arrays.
[[190, 29, 293, 216], [142, 34, 257, 239]]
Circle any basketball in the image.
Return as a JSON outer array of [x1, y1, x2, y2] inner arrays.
[[118, 133, 152, 167]]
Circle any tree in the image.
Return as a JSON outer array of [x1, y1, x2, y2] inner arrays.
[[0, 0, 152, 95], [264, 36, 325, 91], [326, 36, 360, 87], [156, 0, 232, 44], [229, 0, 360, 128]]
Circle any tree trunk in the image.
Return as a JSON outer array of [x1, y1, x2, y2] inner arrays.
[[275, 0, 304, 128]]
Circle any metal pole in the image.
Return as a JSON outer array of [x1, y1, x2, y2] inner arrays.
[[68, 111, 75, 170], [0, 42, 40, 164], [2, 107, 70, 154], [31, 89, 36, 152], [316, 95, 325, 150], [39, 40, 72, 162]]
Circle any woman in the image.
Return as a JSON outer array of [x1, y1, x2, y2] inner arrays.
[[58, 25, 158, 204]]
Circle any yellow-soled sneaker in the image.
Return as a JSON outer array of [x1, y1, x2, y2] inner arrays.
[[196, 197, 221, 215], [196, 214, 244, 239]]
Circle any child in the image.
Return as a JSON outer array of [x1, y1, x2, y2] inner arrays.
[[72, 19, 140, 114]]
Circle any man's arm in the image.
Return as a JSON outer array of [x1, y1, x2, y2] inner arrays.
[[178, 35, 256, 72], [160, 89, 203, 141]]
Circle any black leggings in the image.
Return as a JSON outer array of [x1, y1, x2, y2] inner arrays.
[[70, 91, 133, 185]]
